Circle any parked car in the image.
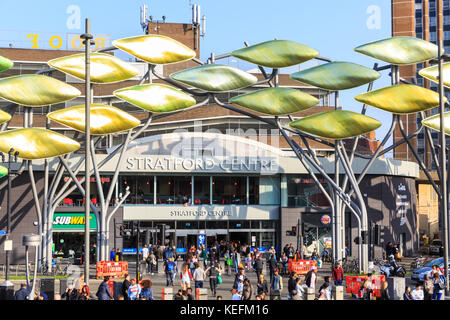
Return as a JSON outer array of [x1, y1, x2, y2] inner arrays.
[[411, 257, 448, 283], [429, 239, 443, 256]]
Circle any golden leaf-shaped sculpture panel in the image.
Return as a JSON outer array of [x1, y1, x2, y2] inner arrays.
[[0, 109, 11, 125], [355, 84, 445, 114], [48, 53, 139, 84], [112, 35, 196, 65], [114, 84, 196, 113], [229, 87, 319, 115], [419, 63, 450, 88], [170, 64, 258, 92], [231, 40, 319, 68], [289, 110, 381, 140], [0, 74, 80, 107], [47, 104, 140, 135], [0, 128, 80, 160], [354, 36, 439, 65], [290, 61, 381, 91], [422, 112, 450, 135], [0, 56, 13, 73]]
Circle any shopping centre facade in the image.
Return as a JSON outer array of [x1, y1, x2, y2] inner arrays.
[[0, 19, 421, 264]]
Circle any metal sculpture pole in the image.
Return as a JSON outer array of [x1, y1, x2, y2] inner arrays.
[[81, 18, 93, 285], [437, 0, 449, 292]]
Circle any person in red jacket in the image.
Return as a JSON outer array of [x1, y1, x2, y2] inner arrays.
[[332, 262, 344, 286]]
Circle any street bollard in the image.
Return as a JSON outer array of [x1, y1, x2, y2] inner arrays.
[[333, 286, 344, 300], [161, 287, 173, 300], [306, 288, 315, 300], [196, 288, 208, 300], [439, 290, 445, 300], [387, 277, 405, 300]]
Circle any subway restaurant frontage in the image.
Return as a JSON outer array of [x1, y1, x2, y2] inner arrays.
[[52, 212, 98, 264]]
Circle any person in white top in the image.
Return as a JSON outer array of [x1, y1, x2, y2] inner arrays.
[[309, 266, 318, 290], [411, 284, 424, 300], [231, 289, 242, 300]]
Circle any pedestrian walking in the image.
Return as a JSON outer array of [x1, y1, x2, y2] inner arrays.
[[256, 274, 269, 298], [379, 281, 390, 300], [288, 272, 298, 299], [254, 254, 264, 281], [205, 261, 222, 297], [246, 253, 252, 272], [180, 264, 193, 291], [14, 284, 29, 300], [122, 274, 131, 300], [332, 262, 344, 286], [139, 279, 154, 300], [403, 286, 413, 300], [78, 284, 91, 300], [242, 278, 253, 300], [96, 276, 113, 300], [128, 278, 142, 300], [432, 272, 445, 300], [411, 284, 424, 300], [305, 266, 318, 291], [269, 269, 283, 300], [423, 274, 433, 300], [294, 276, 305, 300], [165, 257, 178, 286], [318, 276, 332, 300], [193, 262, 205, 289]]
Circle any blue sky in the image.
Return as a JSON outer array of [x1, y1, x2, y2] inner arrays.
[[0, 0, 394, 145]]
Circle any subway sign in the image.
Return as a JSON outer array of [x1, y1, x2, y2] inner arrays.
[[53, 213, 97, 231]]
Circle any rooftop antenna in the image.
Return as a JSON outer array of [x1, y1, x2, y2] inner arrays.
[[140, 5, 149, 33], [201, 15, 206, 38]]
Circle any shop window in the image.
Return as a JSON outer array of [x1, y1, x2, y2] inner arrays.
[[206, 221, 228, 229], [261, 221, 275, 229], [249, 177, 260, 204], [194, 176, 210, 204], [286, 175, 331, 207], [251, 221, 260, 229], [156, 176, 191, 204], [120, 176, 154, 204], [229, 221, 250, 229], [212, 176, 246, 204], [176, 221, 199, 229]]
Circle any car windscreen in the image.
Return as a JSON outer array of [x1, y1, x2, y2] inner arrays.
[[425, 257, 444, 267]]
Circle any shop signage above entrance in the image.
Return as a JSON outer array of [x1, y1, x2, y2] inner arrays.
[[123, 205, 279, 221], [53, 213, 97, 231], [124, 156, 279, 173]]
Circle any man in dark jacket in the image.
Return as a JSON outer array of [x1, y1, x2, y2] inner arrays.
[[14, 284, 29, 300], [288, 272, 298, 299], [254, 254, 264, 281], [122, 274, 131, 300], [96, 276, 113, 300]]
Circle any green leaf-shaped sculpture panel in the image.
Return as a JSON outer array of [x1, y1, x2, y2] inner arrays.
[[112, 35, 196, 65], [0, 56, 13, 73], [231, 40, 319, 68], [354, 36, 438, 65], [0, 165, 7, 178], [355, 84, 445, 114], [289, 110, 381, 140], [422, 112, 450, 135], [0, 128, 80, 160], [48, 53, 139, 84], [114, 84, 196, 113], [170, 64, 258, 92], [0, 74, 80, 107], [47, 104, 141, 135], [419, 63, 450, 88], [290, 61, 381, 91], [0, 109, 11, 125], [229, 87, 319, 115]]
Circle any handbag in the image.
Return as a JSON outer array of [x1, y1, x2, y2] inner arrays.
[[217, 273, 222, 284]]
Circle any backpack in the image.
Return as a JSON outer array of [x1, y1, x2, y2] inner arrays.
[[167, 262, 175, 272], [305, 271, 313, 287]]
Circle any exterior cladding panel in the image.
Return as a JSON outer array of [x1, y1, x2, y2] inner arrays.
[[281, 175, 417, 258]]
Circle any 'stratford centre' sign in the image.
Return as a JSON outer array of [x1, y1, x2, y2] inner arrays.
[[125, 156, 278, 173]]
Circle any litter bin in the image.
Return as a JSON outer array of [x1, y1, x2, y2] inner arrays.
[[306, 288, 315, 300], [39, 278, 55, 300]]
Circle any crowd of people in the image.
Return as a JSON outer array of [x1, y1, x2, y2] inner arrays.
[[13, 239, 448, 301]]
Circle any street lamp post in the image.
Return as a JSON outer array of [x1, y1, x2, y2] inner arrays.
[[80, 18, 93, 286]]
